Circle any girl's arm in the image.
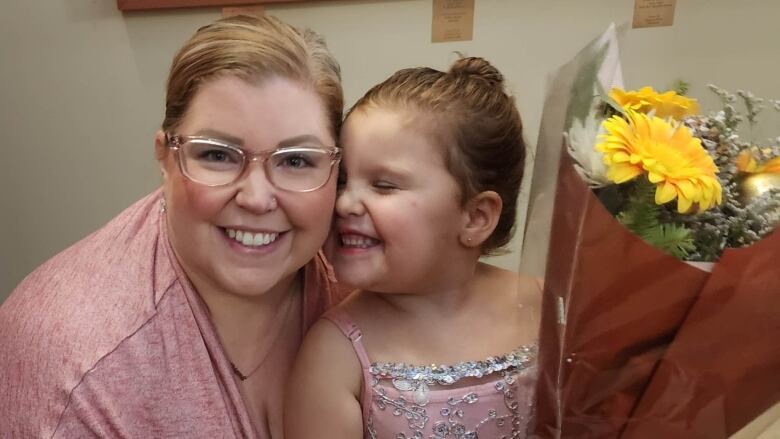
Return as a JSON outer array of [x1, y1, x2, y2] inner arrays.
[[284, 318, 364, 438]]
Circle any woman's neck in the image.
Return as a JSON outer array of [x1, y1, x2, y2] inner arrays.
[[196, 271, 302, 375]]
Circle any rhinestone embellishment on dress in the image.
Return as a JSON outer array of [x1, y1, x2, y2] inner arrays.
[[367, 343, 537, 439]]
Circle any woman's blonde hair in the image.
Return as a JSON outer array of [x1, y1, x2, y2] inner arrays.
[[162, 15, 343, 136]]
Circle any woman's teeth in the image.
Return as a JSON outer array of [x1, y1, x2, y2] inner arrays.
[[225, 228, 279, 247], [341, 234, 379, 248]]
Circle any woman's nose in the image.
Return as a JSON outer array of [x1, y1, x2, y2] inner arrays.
[[335, 183, 366, 217], [234, 162, 278, 213]]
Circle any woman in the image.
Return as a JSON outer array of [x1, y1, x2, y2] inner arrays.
[[0, 15, 345, 438]]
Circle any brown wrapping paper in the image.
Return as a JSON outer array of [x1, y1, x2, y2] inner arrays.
[[622, 229, 780, 439]]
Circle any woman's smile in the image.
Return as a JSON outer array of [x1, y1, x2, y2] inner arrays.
[[220, 226, 288, 252]]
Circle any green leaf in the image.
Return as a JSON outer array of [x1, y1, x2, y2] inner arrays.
[[671, 79, 690, 96], [616, 178, 695, 258], [641, 224, 696, 259]]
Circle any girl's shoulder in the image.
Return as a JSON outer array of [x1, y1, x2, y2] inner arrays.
[[286, 301, 366, 437], [294, 308, 364, 393], [473, 263, 542, 346], [477, 262, 543, 307]]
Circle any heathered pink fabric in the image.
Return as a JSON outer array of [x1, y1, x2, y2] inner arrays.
[[0, 189, 341, 438]]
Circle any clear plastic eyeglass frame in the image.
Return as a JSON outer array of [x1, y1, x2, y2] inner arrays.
[[166, 134, 342, 192]]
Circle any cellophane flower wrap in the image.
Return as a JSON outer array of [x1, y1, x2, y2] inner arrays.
[[521, 24, 780, 439]]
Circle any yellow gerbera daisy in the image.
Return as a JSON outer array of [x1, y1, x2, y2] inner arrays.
[[610, 86, 700, 120], [596, 111, 722, 213], [736, 150, 780, 174]]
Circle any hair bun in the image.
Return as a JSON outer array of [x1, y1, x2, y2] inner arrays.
[[449, 57, 504, 87]]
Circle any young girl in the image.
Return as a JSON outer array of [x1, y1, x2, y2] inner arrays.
[[285, 57, 540, 439]]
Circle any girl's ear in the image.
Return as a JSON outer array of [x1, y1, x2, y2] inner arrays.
[[459, 190, 502, 248]]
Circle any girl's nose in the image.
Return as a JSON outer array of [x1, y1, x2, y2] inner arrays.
[[334, 183, 366, 217]]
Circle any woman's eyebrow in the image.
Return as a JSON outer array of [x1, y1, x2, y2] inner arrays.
[[189, 131, 329, 149], [278, 134, 327, 148], [192, 129, 243, 145]]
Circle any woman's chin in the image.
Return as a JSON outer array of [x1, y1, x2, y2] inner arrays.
[[211, 266, 290, 300]]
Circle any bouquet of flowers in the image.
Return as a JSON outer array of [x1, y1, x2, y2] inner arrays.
[[582, 84, 780, 262], [522, 24, 780, 439]]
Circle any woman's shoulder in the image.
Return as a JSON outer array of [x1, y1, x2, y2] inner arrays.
[[0, 190, 185, 435], [0, 189, 178, 370], [5, 190, 172, 308]]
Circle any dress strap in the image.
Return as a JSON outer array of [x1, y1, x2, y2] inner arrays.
[[322, 308, 373, 426]]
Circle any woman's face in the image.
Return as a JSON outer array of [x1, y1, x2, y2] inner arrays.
[[158, 75, 337, 299]]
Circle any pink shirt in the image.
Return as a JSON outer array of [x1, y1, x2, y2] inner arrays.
[[0, 190, 342, 438]]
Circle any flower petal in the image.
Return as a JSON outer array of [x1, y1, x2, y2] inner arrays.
[[677, 195, 693, 214], [656, 182, 678, 204]]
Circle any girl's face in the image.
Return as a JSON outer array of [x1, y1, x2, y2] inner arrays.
[[158, 75, 337, 299], [329, 107, 469, 294]]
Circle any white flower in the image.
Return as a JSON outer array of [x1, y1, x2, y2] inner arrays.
[[566, 114, 610, 187]]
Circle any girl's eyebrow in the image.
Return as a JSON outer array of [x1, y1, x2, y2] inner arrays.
[[368, 164, 412, 179]]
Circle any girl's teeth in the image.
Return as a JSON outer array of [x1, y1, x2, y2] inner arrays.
[[225, 228, 279, 247], [341, 235, 378, 248]]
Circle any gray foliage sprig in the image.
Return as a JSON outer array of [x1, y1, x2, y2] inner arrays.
[[669, 85, 780, 261]]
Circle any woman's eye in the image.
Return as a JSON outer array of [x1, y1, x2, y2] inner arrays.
[[281, 154, 313, 168], [200, 149, 232, 163]]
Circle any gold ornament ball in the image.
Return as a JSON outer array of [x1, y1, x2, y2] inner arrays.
[[738, 172, 780, 205]]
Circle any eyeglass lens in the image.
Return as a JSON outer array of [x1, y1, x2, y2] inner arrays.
[[179, 139, 335, 191]]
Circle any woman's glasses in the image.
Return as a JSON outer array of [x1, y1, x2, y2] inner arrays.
[[166, 134, 341, 192]]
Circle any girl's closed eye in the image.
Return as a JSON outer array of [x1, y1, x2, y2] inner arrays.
[[372, 180, 399, 192]]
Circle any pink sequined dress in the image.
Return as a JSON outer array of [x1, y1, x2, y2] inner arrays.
[[324, 308, 537, 439]]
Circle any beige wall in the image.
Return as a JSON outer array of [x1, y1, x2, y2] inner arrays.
[[2, 0, 779, 301]]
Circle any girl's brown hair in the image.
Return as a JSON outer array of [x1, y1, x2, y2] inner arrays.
[[348, 57, 526, 255]]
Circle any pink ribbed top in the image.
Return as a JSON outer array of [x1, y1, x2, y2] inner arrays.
[[0, 189, 342, 438]]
